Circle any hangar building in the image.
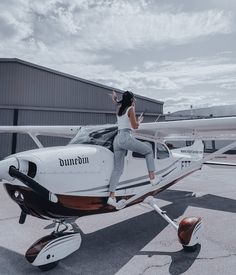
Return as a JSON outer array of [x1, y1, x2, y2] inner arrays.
[[0, 58, 163, 159]]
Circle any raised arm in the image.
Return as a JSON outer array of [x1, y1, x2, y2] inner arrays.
[[128, 106, 143, 129]]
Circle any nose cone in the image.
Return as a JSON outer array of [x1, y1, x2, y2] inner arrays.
[[0, 157, 18, 182]]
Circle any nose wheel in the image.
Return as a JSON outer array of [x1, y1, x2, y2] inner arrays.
[[25, 219, 82, 271]]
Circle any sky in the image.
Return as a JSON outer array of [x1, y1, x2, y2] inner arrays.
[[0, 0, 236, 113]]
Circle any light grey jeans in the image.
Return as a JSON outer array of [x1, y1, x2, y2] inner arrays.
[[109, 129, 155, 192]]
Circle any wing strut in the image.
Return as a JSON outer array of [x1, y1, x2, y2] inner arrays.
[[29, 133, 44, 148]]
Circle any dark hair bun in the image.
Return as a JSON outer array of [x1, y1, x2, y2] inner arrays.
[[123, 91, 134, 100]]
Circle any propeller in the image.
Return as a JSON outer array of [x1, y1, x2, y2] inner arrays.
[[0, 158, 57, 203], [8, 166, 58, 203]]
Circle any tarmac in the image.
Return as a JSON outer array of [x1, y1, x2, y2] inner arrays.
[[0, 162, 236, 274]]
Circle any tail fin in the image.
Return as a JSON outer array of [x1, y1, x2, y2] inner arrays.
[[171, 140, 204, 161]]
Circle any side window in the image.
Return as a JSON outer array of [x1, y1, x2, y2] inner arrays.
[[156, 143, 169, 159], [132, 140, 155, 158]]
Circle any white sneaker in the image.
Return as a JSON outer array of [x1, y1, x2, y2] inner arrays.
[[150, 176, 162, 186], [116, 199, 127, 210], [107, 197, 117, 207]]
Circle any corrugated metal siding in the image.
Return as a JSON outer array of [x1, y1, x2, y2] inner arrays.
[[105, 113, 157, 124], [17, 109, 106, 126], [0, 62, 111, 110], [0, 63, 18, 105], [0, 109, 14, 159], [16, 135, 70, 153], [105, 113, 116, 124], [142, 115, 157, 123], [0, 61, 163, 114], [135, 98, 163, 114], [0, 59, 164, 157]]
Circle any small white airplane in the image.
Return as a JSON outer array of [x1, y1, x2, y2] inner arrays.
[[1, 116, 236, 271]]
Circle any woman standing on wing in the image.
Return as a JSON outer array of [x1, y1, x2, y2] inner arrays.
[[107, 90, 159, 207]]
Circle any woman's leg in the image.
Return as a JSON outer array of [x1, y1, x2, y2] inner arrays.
[[122, 135, 155, 178], [108, 147, 127, 196]]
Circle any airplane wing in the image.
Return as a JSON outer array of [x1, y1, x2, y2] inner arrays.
[[137, 117, 236, 141], [2, 116, 236, 142], [0, 125, 81, 138], [0, 124, 117, 148]]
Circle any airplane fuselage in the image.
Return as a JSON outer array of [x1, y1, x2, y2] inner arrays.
[[2, 137, 204, 220]]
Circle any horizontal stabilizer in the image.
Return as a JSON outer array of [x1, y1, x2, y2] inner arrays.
[[171, 140, 204, 160], [204, 160, 236, 169]]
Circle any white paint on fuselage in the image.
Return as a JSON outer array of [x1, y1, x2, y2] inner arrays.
[[3, 137, 203, 197]]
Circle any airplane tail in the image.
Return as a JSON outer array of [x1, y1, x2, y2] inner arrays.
[[170, 140, 204, 161]]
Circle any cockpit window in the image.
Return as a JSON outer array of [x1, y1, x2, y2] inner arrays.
[[156, 143, 169, 159], [71, 126, 118, 152], [132, 140, 155, 158]]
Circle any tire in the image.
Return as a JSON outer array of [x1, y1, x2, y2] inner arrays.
[[38, 261, 58, 271]]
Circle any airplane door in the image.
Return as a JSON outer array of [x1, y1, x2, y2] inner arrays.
[[155, 143, 173, 172], [121, 139, 155, 181]]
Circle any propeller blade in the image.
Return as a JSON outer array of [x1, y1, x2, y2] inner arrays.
[[8, 166, 58, 203], [19, 211, 27, 224]]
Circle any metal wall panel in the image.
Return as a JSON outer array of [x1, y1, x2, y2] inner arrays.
[[142, 115, 157, 123], [17, 109, 106, 125], [135, 98, 163, 114], [0, 109, 14, 159], [0, 62, 111, 110], [105, 113, 157, 124], [0, 59, 164, 156], [105, 113, 116, 124], [0, 61, 163, 114]]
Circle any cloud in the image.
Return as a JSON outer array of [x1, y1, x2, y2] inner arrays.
[[0, 0, 235, 114], [92, 54, 236, 89], [87, 53, 236, 113], [0, 1, 233, 53]]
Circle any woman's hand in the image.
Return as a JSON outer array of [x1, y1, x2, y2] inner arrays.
[[112, 90, 118, 103], [138, 115, 144, 123], [129, 106, 140, 129]]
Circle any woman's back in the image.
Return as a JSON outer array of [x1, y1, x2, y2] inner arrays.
[[117, 106, 132, 130]]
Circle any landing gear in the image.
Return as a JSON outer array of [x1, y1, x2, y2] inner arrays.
[[178, 216, 202, 252], [25, 219, 82, 271], [144, 196, 202, 252]]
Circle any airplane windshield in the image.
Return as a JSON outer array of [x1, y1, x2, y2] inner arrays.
[[71, 126, 118, 151]]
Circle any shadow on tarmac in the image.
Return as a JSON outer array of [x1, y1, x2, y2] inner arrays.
[[0, 190, 235, 274], [158, 189, 236, 214], [139, 244, 201, 275]]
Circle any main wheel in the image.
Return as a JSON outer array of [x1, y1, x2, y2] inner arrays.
[[38, 261, 59, 271], [178, 217, 202, 251]]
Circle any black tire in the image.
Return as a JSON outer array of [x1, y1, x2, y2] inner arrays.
[[38, 261, 58, 271], [182, 244, 198, 252]]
